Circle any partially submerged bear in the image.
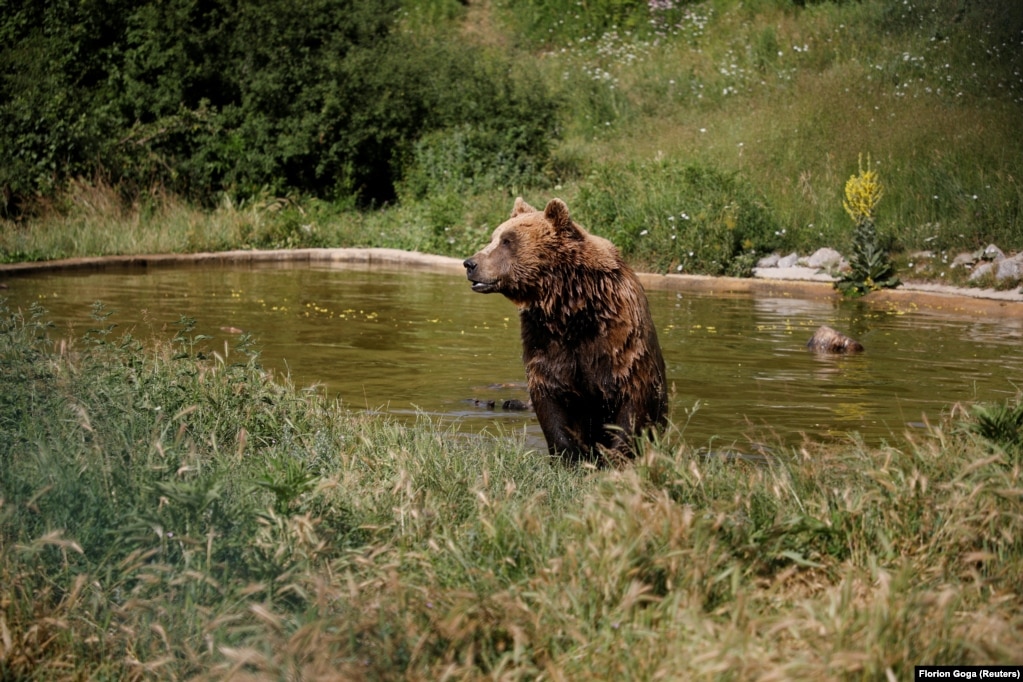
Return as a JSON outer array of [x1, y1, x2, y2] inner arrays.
[[464, 197, 668, 465], [806, 325, 864, 354]]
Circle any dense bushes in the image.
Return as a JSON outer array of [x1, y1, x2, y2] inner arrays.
[[0, 0, 558, 215]]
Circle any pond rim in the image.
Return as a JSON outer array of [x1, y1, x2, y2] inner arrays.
[[2, 247, 1022, 320]]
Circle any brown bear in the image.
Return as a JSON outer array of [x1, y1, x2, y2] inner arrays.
[[806, 325, 864, 354], [464, 197, 668, 465]]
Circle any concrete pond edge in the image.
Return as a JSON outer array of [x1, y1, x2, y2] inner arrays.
[[1, 247, 1021, 319]]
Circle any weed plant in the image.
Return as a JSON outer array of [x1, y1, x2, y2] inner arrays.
[[2, 302, 1022, 678], [961, 396, 1023, 458], [836, 155, 900, 296]]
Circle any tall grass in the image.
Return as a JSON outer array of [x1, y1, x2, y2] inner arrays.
[[539, 0, 1023, 257], [0, 176, 523, 262], [0, 181, 250, 261], [2, 302, 1021, 678]]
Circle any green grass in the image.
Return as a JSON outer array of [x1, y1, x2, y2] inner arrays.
[[2, 302, 1021, 679], [534, 0, 1023, 259], [2, 4, 1021, 676]]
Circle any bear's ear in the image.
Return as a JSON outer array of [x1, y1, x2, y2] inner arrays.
[[544, 198, 582, 238], [511, 197, 537, 217]]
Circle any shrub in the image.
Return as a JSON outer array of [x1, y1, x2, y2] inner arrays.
[[394, 39, 559, 201], [399, 123, 551, 201], [0, 0, 559, 213], [0, 0, 126, 213], [576, 160, 782, 275], [958, 394, 1023, 461]]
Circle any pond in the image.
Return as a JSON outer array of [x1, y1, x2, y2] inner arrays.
[[4, 261, 1022, 451]]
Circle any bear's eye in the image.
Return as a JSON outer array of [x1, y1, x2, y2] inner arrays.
[[501, 236, 514, 247]]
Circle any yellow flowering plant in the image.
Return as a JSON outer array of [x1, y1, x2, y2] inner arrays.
[[836, 155, 900, 297], [843, 156, 884, 225]]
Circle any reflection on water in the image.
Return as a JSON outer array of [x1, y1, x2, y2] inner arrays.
[[4, 262, 1022, 449]]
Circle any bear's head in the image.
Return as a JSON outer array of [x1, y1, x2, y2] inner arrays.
[[463, 197, 620, 307]]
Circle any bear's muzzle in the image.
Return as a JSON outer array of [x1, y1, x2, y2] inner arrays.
[[463, 258, 498, 293]]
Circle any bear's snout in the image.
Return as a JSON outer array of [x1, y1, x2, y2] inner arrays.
[[464, 256, 499, 294]]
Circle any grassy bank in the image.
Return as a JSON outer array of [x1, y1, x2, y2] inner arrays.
[[3, 0, 1021, 279], [2, 303, 1021, 679]]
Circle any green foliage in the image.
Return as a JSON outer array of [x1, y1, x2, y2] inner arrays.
[[234, 196, 330, 250], [256, 457, 321, 515], [835, 158, 900, 296], [496, 0, 698, 45], [399, 0, 470, 28], [0, 0, 558, 214], [2, 303, 1023, 677], [577, 160, 782, 275], [400, 122, 550, 202], [116, 0, 398, 203], [3, 0, 1023, 262], [0, 0, 124, 208], [835, 216, 901, 296], [959, 395, 1023, 460], [393, 37, 559, 203]]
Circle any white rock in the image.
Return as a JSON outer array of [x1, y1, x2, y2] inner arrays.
[[777, 253, 799, 268], [807, 247, 843, 269], [951, 252, 975, 268], [983, 244, 1005, 261], [757, 253, 780, 268], [969, 262, 994, 281], [996, 257, 1023, 281]]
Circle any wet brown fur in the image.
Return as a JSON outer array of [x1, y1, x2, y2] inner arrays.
[[807, 325, 864, 354], [464, 198, 668, 465]]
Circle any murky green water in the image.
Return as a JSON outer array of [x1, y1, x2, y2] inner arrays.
[[4, 263, 1022, 450]]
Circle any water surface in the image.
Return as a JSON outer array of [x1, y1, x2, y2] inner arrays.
[[5, 263, 1022, 450]]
